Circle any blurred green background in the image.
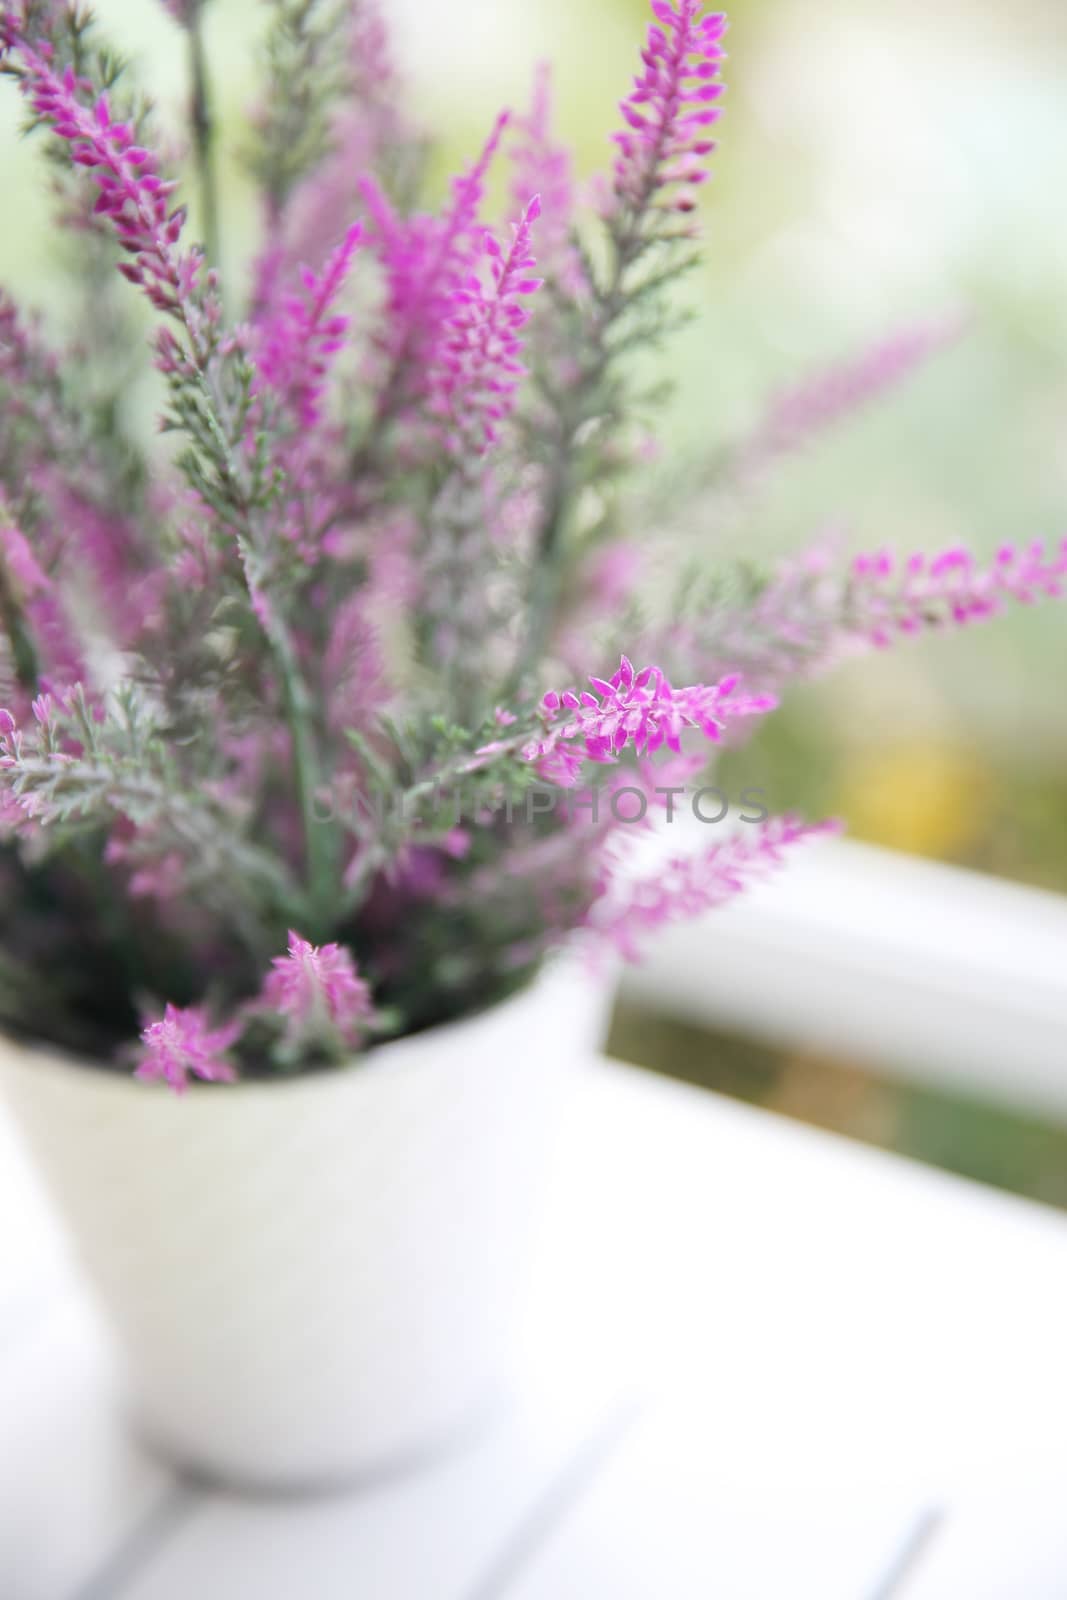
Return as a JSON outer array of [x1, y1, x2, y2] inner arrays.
[[3, 0, 1065, 1191]]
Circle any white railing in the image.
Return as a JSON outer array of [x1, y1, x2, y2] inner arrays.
[[621, 833, 1067, 1121]]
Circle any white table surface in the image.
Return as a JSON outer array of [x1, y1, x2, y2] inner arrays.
[[3, 1055, 1067, 1600]]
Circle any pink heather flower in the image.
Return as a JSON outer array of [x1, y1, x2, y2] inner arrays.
[[0, 711, 33, 835], [260, 931, 373, 1049], [0, 512, 87, 688], [592, 815, 841, 960], [1, 286, 42, 364], [0, 305, 148, 628], [360, 111, 509, 417], [0, 515, 48, 598], [0, 290, 62, 428], [510, 65, 584, 296], [742, 319, 967, 473], [3, 0, 1065, 1093], [611, 2, 727, 221], [248, 240, 286, 327], [429, 196, 543, 453], [390, 830, 470, 897], [656, 535, 1067, 695], [160, 0, 198, 25], [341, 0, 409, 172], [582, 541, 645, 610], [851, 538, 1067, 648], [323, 590, 388, 738], [29, 470, 147, 643], [254, 224, 362, 431], [11, 46, 203, 323], [104, 820, 187, 903], [526, 655, 776, 783], [134, 1003, 240, 1094]]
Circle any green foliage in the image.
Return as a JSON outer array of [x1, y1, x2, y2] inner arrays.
[[246, 0, 354, 212]]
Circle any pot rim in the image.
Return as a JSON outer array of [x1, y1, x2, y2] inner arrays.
[[0, 944, 596, 1099]]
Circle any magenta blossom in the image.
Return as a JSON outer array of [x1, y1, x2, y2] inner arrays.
[[742, 319, 967, 473], [511, 66, 584, 297], [611, 1, 727, 220], [0, 509, 86, 689], [360, 112, 509, 420], [853, 540, 1067, 647], [260, 932, 373, 1049], [134, 1004, 240, 1094], [593, 815, 842, 960], [255, 224, 362, 432], [12, 49, 202, 322], [2, 0, 1065, 1089], [429, 196, 543, 453], [526, 656, 776, 784]]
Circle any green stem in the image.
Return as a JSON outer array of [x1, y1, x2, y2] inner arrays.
[[187, 360, 337, 937], [224, 522, 337, 938], [271, 620, 338, 938], [187, 3, 222, 275], [509, 63, 683, 693]]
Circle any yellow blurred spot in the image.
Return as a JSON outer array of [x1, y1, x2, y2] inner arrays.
[[836, 740, 992, 858]]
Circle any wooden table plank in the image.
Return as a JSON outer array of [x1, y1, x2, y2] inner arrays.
[[502, 1063, 1067, 1599], [894, 1490, 1067, 1600], [499, 1421, 930, 1600], [4, 1061, 1067, 1598], [531, 1062, 1067, 1470], [0, 1292, 176, 1600], [109, 1393, 636, 1600]]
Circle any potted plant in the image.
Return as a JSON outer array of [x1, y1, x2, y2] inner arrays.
[[0, 0, 1062, 1489]]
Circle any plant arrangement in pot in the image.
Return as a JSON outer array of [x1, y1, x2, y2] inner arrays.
[[0, 0, 1063, 1487]]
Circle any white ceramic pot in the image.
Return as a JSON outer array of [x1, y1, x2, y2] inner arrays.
[[0, 954, 613, 1491]]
